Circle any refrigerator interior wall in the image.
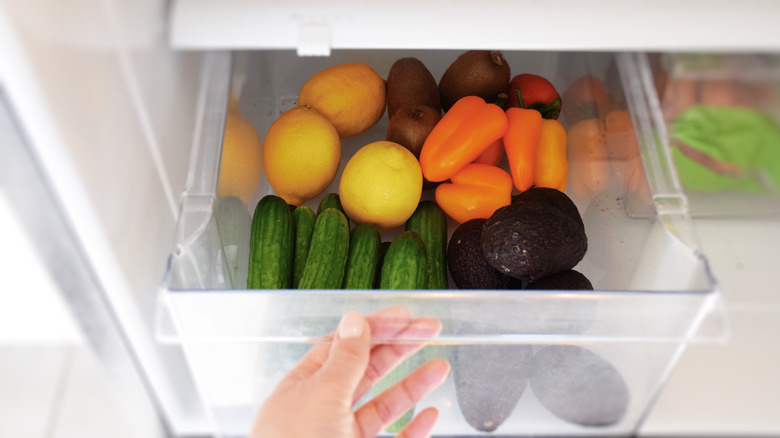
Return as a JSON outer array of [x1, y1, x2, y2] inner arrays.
[[0, 0, 212, 435], [157, 49, 724, 436]]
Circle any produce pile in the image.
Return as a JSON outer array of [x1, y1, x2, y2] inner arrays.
[[219, 50, 600, 292]]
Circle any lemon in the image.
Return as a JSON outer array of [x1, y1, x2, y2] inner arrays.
[[262, 106, 341, 206], [298, 63, 386, 139], [339, 141, 423, 230], [218, 112, 263, 205]]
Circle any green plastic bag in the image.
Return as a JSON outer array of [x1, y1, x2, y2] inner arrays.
[[671, 105, 780, 191]]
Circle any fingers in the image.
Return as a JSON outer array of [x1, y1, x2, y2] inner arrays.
[[396, 407, 440, 438], [353, 316, 443, 403], [355, 359, 450, 438], [281, 306, 413, 384], [315, 311, 372, 398]]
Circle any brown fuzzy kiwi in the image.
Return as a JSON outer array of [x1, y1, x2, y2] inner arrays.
[[439, 50, 511, 111], [386, 105, 441, 158], [386, 58, 442, 118]]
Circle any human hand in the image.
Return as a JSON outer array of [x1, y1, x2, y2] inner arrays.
[[251, 306, 449, 438]]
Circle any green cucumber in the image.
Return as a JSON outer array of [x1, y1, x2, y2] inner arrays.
[[248, 195, 294, 289], [316, 193, 347, 218], [298, 208, 350, 289], [342, 223, 381, 289], [292, 206, 316, 288], [405, 201, 448, 289], [374, 241, 392, 289], [380, 231, 427, 289], [214, 196, 251, 289]]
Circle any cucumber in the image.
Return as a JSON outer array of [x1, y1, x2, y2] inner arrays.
[[342, 223, 381, 289], [316, 192, 347, 218], [292, 206, 316, 288], [298, 208, 350, 289], [405, 201, 448, 289], [214, 196, 251, 289], [247, 195, 294, 289], [374, 241, 392, 289], [379, 231, 427, 289]]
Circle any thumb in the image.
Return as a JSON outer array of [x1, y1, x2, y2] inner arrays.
[[316, 311, 371, 398]]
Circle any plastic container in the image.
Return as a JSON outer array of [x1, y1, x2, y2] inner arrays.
[[156, 50, 724, 436], [647, 52, 780, 217]]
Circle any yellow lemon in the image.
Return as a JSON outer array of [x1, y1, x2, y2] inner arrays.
[[298, 63, 386, 139], [218, 112, 263, 205], [262, 106, 341, 206], [339, 141, 423, 230]]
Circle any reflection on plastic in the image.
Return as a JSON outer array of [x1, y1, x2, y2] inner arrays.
[[530, 345, 629, 427], [453, 323, 532, 432]]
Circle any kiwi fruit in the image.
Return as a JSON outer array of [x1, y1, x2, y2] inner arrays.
[[439, 50, 511, 111], [386, 105, 441, 158], [386, 57, 441, 117]]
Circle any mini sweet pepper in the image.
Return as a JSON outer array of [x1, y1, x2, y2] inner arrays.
[[434, 163, 513, 223], [534, 119, 569, 191], [503, 107, 542, 191], [419, 96, 507, 182]]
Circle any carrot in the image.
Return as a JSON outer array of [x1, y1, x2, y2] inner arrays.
[[567, 118, 608, 195], [503, 107, 542, 191], [605, 110, 641, 187]]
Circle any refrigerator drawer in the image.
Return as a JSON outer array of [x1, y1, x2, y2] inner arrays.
[[157, 50, 725, 436]]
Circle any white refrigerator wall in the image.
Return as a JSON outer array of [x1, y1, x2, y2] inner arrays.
[[0, 0, 210, 434]]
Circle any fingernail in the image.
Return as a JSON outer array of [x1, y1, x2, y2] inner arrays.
[[339, 311, 364, 339]]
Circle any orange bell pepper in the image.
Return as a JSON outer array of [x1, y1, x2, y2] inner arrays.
[[534, 119, 569, 191], [503, 107, 542, 191], [473, 138, 505, 166], [434, 163, 512, 223], [420, 96, 507, 182]]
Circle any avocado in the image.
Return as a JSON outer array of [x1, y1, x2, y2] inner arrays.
[[530, 345, 629, 427], [386, 57, 441, 118], [447, 218, 522, 289], [526, 269, 593, 290], [454, 322, 532, 432], [481, 188, 587, 282], [386, 105, 441, 158], [439, 50, 511, 111]]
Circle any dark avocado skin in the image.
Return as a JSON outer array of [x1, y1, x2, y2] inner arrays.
[[447, 219, 522, 289], [482, 188, 587, 282], [454, 322, 532, 432], [526, 269, 593, 290], [530, 345, 629, 427]]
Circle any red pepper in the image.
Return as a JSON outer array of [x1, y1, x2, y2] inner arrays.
[[505, 74, 562, 120], [503, 107, 543, 192], [419, 96, 507, 182], [434, 163, 513, 223]]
